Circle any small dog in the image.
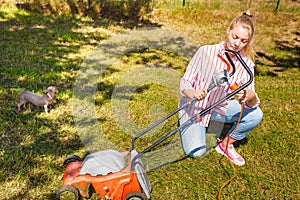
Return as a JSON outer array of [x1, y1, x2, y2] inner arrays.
[[17, 86, 59, 113]]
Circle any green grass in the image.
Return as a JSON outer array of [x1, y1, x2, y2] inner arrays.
[[0, 0, 299, 199]]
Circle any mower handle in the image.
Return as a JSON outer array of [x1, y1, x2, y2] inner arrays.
[[130, 49, 254, 171], [130, 50, 238, 151]]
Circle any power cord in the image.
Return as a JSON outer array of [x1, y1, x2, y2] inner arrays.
[[217, 102, 245, 200]]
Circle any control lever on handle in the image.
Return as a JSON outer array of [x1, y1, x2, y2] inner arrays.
[[207, 70, 229, 91]]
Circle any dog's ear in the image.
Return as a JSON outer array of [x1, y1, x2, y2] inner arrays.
[[46, 86, 54, 92], [44, 89, 48, 94]]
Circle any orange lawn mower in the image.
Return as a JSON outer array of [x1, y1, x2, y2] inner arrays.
[[56, 50, 253, 200]]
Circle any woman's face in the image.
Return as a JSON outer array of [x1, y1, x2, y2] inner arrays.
[[225, 24, 251, 52]]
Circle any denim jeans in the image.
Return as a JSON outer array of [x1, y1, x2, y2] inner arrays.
[[179, 100, 263, 157]]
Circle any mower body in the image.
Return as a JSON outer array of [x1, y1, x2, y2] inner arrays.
[[58, 150, 151, 200]]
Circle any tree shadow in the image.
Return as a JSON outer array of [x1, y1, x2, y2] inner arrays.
[[0, 110, 84, 199], [15, 0, 161, 29], [255, 30, 300, 76]]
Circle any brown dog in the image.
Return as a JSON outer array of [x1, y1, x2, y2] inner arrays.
[[17, 86, 59, 113]]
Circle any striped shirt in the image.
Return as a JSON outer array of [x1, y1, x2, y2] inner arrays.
[[179, 41, 260, 127]]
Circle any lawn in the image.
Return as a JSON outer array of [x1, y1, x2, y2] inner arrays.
[[0, 0, 299, 199]]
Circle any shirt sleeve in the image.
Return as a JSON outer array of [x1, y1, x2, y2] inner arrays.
[[180, 78, 193, 96], [180, 47, 203, 95]]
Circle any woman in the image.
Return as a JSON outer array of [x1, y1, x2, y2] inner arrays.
[[179, 12, 263, 166]]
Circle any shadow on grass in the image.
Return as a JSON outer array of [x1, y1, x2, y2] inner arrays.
[[256, 30, 300, 76], [14, 0, 160, 29], [0, 110, 84, 198], [0, 6, 161, 88]]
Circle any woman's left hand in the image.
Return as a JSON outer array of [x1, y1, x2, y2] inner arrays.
[[236, 89, 257, 107]]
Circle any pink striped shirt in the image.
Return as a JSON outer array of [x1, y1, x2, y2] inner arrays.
[[179, 41, 260, 127]]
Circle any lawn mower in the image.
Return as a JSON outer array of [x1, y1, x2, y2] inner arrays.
[[57, 49, 253, 200]]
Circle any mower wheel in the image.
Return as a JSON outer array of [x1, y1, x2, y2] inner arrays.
[[125, 192, 146, 200], [63, 155, 82, 168], [57, 185, 81, 200]]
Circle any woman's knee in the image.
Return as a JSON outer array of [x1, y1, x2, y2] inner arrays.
[[252, 106, 263, 125], [183, 146, 206, 157], [236, 107, 263, 134]]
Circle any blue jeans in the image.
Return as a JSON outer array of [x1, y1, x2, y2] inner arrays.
[[179, 100, 263, 157]]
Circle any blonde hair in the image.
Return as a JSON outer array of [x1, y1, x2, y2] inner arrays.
[[229, 11, 256, 62]]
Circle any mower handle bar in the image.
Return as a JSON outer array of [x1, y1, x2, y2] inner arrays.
[[130, 49, 254, 171], [130, 50, 237, 151]]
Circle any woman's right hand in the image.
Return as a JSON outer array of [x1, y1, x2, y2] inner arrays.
[[182, 88, 207, 102], [194, 88, 207, 100]]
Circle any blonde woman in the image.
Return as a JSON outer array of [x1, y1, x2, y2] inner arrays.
[[179, 12, 263, 166]]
